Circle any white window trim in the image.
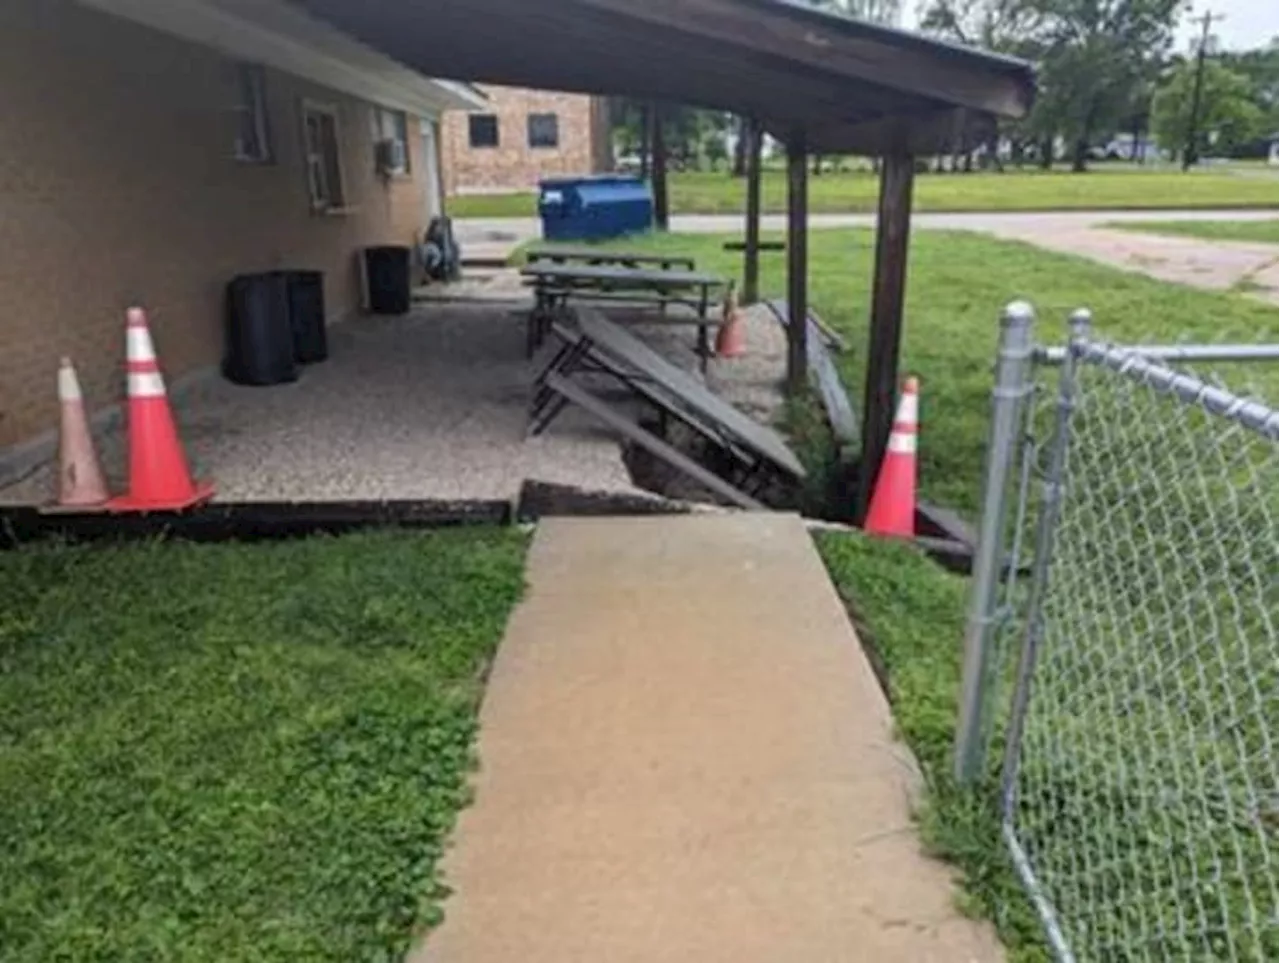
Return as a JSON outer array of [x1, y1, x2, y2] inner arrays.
[[301, 99, 352, 215]]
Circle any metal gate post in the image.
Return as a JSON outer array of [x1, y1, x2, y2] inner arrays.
[[953, 301, 1036, 783]]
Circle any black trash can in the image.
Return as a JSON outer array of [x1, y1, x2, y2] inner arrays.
[[364, 245, 411, 314], [279, 269, 328, 363], [224, 273, 298, 386]]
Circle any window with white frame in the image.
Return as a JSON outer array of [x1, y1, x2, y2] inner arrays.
[[302, 102, 347, 212], [233, 63, 272, 162], [371, 106, 410, 174]]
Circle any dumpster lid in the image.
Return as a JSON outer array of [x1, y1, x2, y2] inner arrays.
[[576, 181, 652, 204], [539, 174, 645, 191]]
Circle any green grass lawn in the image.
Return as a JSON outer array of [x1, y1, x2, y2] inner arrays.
[[580, 228, 1278, 516], [814, 531, 1049, 961], [1104, 218, 1280, 243], [0, 529, 527, 962], [449, 168, 1280, 218]]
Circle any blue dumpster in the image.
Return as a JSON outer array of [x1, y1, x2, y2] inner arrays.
[[538, 175, 653, 241]]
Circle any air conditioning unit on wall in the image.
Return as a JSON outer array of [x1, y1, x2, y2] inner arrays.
[[375, 138, 407, 175]]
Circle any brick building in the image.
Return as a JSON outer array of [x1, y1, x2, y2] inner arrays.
[[440, 85, 612, 194], [0, 0, 482, 463]]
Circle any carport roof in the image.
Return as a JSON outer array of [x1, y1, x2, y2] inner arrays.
[[288, 0, 1035, 154]]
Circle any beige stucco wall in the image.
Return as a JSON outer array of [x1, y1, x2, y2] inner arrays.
[[440, 85, 610, 194], [0, 0, 434, 451]]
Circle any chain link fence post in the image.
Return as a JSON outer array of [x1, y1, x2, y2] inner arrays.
[[995, 323, 1278, 962], [997, 315, 1085, 963], [953, 300, 1036, 783]]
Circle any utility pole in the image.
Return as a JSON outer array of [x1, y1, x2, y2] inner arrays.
[[1182, 9, 1224, 170]]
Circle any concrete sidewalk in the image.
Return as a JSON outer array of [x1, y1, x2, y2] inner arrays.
[[987, 223, 1279, 303], [415, 514, 1000, 963]]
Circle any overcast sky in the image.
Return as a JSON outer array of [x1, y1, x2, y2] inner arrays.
[[1174, 0, 1279, 51], [900, 0, 1279, 52]]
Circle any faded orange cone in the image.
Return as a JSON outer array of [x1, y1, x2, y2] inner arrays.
[[107, 307, 214, 512], [863, 376, 919, 538], [51, 357, 109, 509], [714, 281, 747, 358]]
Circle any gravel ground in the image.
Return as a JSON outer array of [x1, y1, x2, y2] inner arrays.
[[0, 305, 641, 505], [0, 299, 795, 508]]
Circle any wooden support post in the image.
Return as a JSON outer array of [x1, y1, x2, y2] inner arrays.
[[638, 103, 652, 180], [855, 152, 916, 521], [651, 102, 669, 231], [785, 133, 808, 396], [742, 118, 763, 305]]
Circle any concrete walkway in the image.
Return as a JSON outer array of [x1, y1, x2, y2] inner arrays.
[[415, 514, 1001, 963], [986, 222, 1278, 303]]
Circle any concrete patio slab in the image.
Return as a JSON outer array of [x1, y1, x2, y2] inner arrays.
[[417, 514, 1001, 963]]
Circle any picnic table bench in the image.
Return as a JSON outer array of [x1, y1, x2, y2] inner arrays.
[[525, 246, 696, 272], [520, 261, 728, 370], [529, 309, 806, 503]]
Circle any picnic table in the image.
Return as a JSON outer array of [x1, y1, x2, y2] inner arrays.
[[525, 246, 696, 271], [520, 261, 728, 369], [530, 309, 806, 495]]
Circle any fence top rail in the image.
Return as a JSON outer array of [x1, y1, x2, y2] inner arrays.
[[1034, 342, 1280, 367], [1071, 338, 1280, 441]]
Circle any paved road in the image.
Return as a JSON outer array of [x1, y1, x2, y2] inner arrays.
[[417, 514, 1003, 963]]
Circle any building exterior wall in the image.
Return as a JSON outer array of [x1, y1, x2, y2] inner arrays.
[[0, 0, 439, 451], [440, 85, 610, 194]]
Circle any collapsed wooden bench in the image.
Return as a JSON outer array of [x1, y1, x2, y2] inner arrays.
[[529, 308, 806, 508]]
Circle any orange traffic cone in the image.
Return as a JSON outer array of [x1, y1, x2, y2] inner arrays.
[[714, 282, 746, 358], [863, 376, 919, 538], [106, 307, 214, 512], [49, 357, 109, 509]]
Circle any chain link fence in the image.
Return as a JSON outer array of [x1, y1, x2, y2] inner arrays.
[[954, 303, 1278, 962]]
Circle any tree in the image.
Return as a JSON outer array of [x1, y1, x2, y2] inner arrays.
[[1219, 39, 1279, 114], [922, 0, 1182, 172], [917, 0, 1044, 169], [1151, 58, 1269, 162], [1024, 0, 1182, 171], [807, 0, 904, 23]]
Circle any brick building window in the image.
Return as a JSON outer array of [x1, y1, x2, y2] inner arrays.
[[233, 63, 272, 162], [468, 114, 499, 148], [527, 112, 559, 149], [302, 102, 347, 212]]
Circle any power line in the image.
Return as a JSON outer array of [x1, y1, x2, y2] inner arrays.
[[1182, 9, 1226, 170]]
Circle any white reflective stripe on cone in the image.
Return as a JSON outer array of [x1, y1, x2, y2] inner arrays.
[[128, 371, 167, 397], [888, 431, 917, 454], [896, 391, 919, 426], [58, 364, 82, 402], [126, 326, 157, 362]]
